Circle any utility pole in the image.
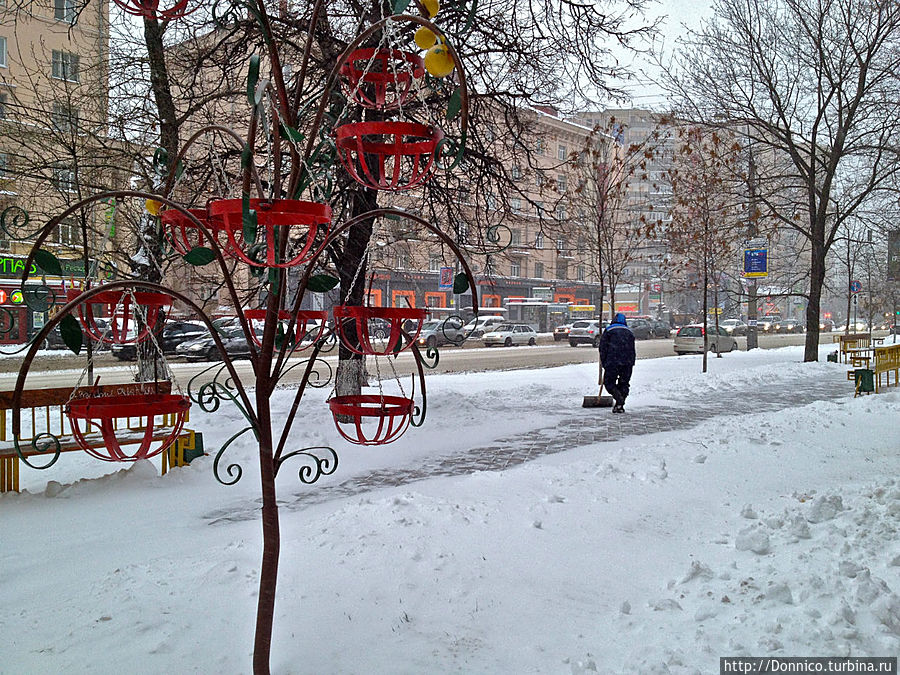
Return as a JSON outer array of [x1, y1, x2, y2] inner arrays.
[[746, 133, 759, 350]]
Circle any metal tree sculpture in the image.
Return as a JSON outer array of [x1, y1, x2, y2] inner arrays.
[[9, 1, 477, 672]]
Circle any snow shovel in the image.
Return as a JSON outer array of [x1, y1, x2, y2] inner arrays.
[[582, 355, 615, 408]]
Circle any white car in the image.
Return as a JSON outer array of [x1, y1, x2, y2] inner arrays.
[[673, 324, 738, 355], [462, 315, 506, 339], [482, 323, 538, 347]]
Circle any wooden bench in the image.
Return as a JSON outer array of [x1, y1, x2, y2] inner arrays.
[[0, 382, 203, 493], [873, 343, 900, 393], [834, 333, 872, 363]]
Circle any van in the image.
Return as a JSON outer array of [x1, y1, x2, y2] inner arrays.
[[462, 315, 506, 339]]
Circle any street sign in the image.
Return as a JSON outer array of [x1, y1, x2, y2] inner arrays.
[[743, 247, 768, 278], [438, 266, 453, 289], [850, 280, 862, 293]]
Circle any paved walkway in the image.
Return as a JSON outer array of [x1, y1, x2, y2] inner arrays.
[[205, 365, 856, 524]]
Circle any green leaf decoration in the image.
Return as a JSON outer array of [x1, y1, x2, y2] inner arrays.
[[452, 272, 469, 294], [33, 248, 63, 276], [247, 55, 260, 107], [446, 87, 463, 121], [393, 0, 410, 13], [242, 196, 258, 245], [183, 247, 216, 266], [59, 313, 83, 355], [307, 274, 340, 293], [280, 123, 305, 145]]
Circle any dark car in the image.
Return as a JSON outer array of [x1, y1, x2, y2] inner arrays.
[[649, 320, 671, 338], [819, 319, 835, 332], [776, 318, 804, 334], [175, 326, 257, 361], [627, 317, 653, 340], [43, 318, 111, 351], [111, 321, 210, 360]]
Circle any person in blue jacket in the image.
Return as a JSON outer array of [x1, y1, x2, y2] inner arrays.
[[598, 312, 636, 413]]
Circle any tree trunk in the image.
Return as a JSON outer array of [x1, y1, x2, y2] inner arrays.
[[804, 236, 826, 361], [253, 391, 278, 675]]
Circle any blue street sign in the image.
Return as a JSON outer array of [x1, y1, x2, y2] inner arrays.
[[850, 280, 862, 293], [743, 248, 768, 278]]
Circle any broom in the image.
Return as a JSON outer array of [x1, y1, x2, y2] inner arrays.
[[582, 352, 615, 408]]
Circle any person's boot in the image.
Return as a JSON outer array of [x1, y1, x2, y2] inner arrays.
[[612, 402, 624, 413]]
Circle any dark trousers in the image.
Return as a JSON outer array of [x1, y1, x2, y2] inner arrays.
[[603, 365, 633, 406]]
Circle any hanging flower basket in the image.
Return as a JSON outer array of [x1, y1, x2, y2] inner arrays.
[[332, 305, 425, 355], [66, 393, 191, 461], [339, 48, 425, 110], [208, 199, 331, 268], [328, 394, 414, 446], [243, 309, 328, 348], [335, 121, 443, 191], [160, 207, 223, 256], [66, 289, 172, 345], [111, 0, 195, 20]]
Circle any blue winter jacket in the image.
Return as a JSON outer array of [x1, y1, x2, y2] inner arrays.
[[598, 313, 636, 368]]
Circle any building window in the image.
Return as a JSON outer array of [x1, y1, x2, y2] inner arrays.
[[54, 0, 76, 23], [510, 198, 521, 213], [429, 255, 442, 272], [483, 258, 495, 276], [52, 51, 80, 83], [577, 265, 586, 281], [511, 229, 521, 246], [396, 252, 409, 270], [0, 152, 8, 179], [57, 219, 79, 246], [556, 237, 566, 251], [0, 91, 7, 119], [556, 261, 567, 280], [510, 165, 522, 180], [534, 261, 544, 278], [51, 102, 79, 133], [0, 37, 7, 69], [52, 164, 76, 192], [534, 201, 543, 215], [510, 260, 521, 277], [557, 174, 567, 193], [535, 232, 544, 249], [535, 137, 545, 155], [485, 193, 497, 210], [556, 204, 567, 220], [557, 143, 567, 161], [457, 221, 468, 244]]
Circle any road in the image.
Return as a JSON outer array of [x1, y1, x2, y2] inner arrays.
[[0, 332, 816, 391]]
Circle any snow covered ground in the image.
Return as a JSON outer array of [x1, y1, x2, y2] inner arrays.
[[2, 345, 898, 674]]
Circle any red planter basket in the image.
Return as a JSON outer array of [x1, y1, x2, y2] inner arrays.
[[328, 394, 414, 446], [335, 121, 443, 191], [67, 289, 172, 345], [160, 207, 223, 256], [112, 0, 195, 19], [66, 393, 191, 461], [339, 48, 425, 110], [333, 305, 425, 355], [208, 199, 331, 268], [243, 309, 328, 348]]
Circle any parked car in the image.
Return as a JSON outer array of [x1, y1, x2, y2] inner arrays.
[[553, 323, 573, 342], [568, 320, 604, 347], [673, 324, 738, 355], [482, 323, 538, 347], [111, 321, 209, 360], [649, 320, 672, 338], [44, 318, 112, 351], [462, 315, 506, 339], [819, 319, 835, 332], [720, 318, 748, 336], [175, 326, 258, 361], [776, 318, 804, 334], [627, 317, 653, 340], [415, 317, 465, 348]]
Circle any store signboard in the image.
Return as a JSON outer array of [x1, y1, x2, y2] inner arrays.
[[743, 246, 768, 278]]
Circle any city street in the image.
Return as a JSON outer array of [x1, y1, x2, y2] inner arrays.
[[0, 331, 829, 391]]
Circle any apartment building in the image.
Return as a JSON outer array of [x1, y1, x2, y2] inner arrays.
[[0, 0, 130, 343]]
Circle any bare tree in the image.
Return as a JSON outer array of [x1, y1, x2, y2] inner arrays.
[[662, 0, 900, 361]]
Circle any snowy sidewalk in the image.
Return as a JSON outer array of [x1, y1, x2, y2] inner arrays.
[[207, 358, 854, 523]]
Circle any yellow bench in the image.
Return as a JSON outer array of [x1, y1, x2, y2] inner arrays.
[[834, 333, 872, 363], [0, 382, 203, 493], [873, 343, 900, 393]]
